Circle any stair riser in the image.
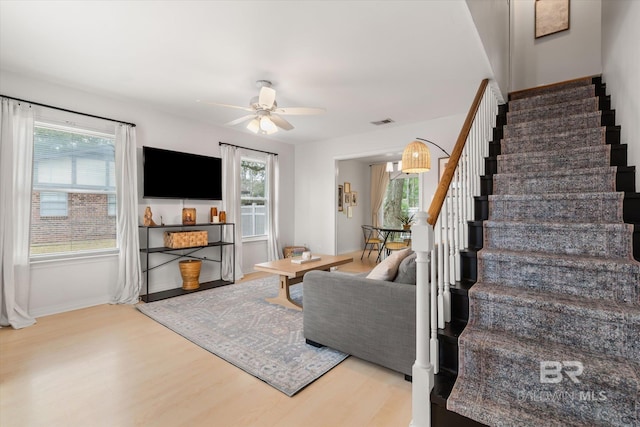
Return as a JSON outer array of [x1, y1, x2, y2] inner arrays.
[[504, 113, 605, 139], [488, 194, 625, 223], [507, 97, 600, 124], [494, 170, 617, 195], [456, 336, 639, 426], [483, 223, 635, 258], [497, 147, 611, 174], [509, 77, 594, 102], [478, 253, 640, 304], [460, 250, 477, 284], [468, 291, 640, 360], [502, 127, 608, 155]]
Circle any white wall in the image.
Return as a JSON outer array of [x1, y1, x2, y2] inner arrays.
[[466, 0, 510, 99], [511, 0, 602, 91], [602, 0, 640, 190], [336, 159, 370, 254], [294, 115, 465, 256], [0, 69, 295, 317]]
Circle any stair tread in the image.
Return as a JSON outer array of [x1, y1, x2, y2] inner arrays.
[[509, 78, 594, 103], [479, 247, 640, 268], [495, 165, 628, 179], [504, 110, 603, 129], [471, 281, 640, 316], [507, 96, 600, 122], [497, 144, 610, 162]]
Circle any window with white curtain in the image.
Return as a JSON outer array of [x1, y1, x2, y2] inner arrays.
[[240, 158, 268, 239], [30, 122, 117, 257]]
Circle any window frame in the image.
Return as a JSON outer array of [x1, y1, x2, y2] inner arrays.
[[240, 157, 269, 241], [30, 120, 118, 261]]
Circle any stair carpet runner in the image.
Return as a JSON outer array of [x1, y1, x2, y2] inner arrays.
[[446, 77, 640, 426]]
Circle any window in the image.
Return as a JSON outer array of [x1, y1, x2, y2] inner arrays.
[[382, 175, 419, 229], [240, 159, 267, 239], [39, 191, 68, 217], [30, 122, 117, 257]]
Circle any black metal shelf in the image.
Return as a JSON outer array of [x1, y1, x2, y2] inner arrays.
[[139, 222, 235, 302], [141, 279, 233, 303], [143, 241, 234, 254]]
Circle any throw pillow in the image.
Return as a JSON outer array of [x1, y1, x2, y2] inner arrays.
[[366, 248, 413, 281], [394, 252, 417, 285]]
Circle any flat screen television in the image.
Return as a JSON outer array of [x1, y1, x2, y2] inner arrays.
[[143, 146, 222, 200]]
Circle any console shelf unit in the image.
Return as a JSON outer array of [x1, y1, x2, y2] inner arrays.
[[139, 222, 235, 303]]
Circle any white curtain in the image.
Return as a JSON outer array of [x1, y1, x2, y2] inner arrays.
[[266, 154, 281, 260], [221, 145, 244, 281], [0, 99, 36, 329], [370, 163, 390, 227], [112, 124, 142, 304]]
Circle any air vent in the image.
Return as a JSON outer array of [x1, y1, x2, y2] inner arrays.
[[370, 118, 395, 126]]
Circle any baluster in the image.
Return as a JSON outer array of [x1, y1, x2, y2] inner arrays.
[[444, 193, 452, 322], [454, 166, 462, 282], [431, 221, 439, 374], [438, 201, 446, 329]]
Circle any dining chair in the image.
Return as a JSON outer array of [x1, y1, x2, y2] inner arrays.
[[361, 225, 383, 260]]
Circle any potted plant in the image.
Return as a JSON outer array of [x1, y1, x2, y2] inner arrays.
[[397, 213, 415, 230]]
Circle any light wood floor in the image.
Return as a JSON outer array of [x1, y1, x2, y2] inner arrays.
[[0, 251, 410, 427]]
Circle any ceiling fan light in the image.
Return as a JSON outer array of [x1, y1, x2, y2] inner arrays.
[[260, 116, 278, 133], [247, 118, 260, 133], [401, 140, 431, 173]]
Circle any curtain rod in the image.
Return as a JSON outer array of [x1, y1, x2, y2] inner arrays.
[[0, 94, 136, 127], [219, 141, 278, 156]]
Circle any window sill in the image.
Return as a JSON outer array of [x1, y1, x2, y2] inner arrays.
[[242, 236, 268, 244], [30, 249, 119, 265]]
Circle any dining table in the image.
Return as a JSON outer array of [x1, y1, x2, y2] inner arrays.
[[372, 225, 412, 262]]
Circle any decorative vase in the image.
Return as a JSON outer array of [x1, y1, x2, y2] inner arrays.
[[219, 210, 226, 223], [178, 260, 202, 290], [403, 224, 411, 230], [210, 207, 218, 223]]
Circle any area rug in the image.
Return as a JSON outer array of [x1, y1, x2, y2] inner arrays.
[[136, 276, 348, 396]]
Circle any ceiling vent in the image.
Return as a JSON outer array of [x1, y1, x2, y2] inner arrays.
[[370, 118, 395, 126]]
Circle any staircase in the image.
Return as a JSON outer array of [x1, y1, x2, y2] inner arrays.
[[433, 76, 640, 426]]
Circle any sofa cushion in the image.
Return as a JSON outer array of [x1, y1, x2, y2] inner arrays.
[[394, 252, 417, 285], [366, 248, 412, 281]]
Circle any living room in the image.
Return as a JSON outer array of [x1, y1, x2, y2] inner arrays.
[[1, 1, 638, 426]]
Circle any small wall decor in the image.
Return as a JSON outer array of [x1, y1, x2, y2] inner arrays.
[[143, 206, 158, 226], [344, 192, 351, 206], [351, 192, 358, 206], [347, 206, 353, 218], [344, 182, 351, 193], [182, 208, 196, 225], [535, 0, 570, 39], [338, 185, 344, 212], [438, 157, 450, 182]]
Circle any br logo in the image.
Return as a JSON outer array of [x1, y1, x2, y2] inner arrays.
[[540, 361, 584, 384]]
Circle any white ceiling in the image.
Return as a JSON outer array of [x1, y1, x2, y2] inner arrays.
[[0, 1, 492, 145]]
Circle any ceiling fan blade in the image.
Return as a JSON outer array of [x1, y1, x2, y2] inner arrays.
[[196, 100, 254, 112], [270, 114, 294, 131], [274, 107, 326, 115], [258, 87, 276, 109], [226, 114, 256, 126]]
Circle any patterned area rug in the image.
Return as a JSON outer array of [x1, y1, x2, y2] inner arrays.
[[136, 276, 348, 396]]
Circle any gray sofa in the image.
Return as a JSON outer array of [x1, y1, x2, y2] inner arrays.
[[302, 253, 417, 377]]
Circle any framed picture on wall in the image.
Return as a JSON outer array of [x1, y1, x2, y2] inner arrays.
[[338, 185, 344, 212], [344, 192, 351, 206], [344, 182, 351, 193], [351, 192, 358, 206], [438, 157, 450, 182], [347, 206, 353, 218], [535, 0, 570, 39]]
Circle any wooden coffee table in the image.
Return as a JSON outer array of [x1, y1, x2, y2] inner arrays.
[[254, 254, 353, 310]]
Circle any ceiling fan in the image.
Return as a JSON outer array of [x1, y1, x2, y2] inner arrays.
[[198, 80, 326, 135]]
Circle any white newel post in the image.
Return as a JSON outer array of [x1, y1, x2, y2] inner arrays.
[[410, 211, 435, 427]]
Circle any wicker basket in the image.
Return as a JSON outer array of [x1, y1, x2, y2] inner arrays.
[[163, 230, 208, 248]]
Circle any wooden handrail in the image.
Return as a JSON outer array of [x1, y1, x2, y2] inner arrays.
[[427, 79, 489, 226]]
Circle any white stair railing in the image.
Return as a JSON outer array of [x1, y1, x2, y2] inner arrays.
[[410, 79, 499, 427]]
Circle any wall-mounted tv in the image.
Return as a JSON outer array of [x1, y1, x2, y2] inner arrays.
[[143, 146, 222, 200]]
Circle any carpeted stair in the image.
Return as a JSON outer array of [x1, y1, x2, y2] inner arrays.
[[447, 76, 640, 426]]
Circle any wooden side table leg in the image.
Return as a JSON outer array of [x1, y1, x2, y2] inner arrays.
[[266, 275, 302, 311]]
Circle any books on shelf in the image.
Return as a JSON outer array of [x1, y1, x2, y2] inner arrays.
[[290, 256, 321, 264]]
